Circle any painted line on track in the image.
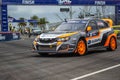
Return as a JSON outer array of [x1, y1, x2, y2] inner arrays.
[[70, 64, 120, 80]]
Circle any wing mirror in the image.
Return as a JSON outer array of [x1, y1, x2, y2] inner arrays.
[[87, 26, 92, 32]]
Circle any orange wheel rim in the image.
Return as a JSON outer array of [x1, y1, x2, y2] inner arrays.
[[77, 40, 86, 55], [110, 38, 116, 50]]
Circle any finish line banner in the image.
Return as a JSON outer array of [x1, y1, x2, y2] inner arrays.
[[2, 0, 120, 5], [1, 0, 120, 32]]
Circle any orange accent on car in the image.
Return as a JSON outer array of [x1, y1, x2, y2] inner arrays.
[[104, 33, 117, 47], [86, 32, 100, 41], [57, 41, 63, 46], [110, 37, 116, 50], [77, 40, 86, 55], [102, 19, 113, 27]]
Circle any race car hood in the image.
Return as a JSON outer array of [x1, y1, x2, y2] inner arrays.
[[39, 31, 78, 38]]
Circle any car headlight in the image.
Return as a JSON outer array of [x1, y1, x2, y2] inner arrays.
[[57, 37, 70, 42]]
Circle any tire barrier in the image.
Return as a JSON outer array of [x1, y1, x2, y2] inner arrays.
[[0, 32, 20, 41]]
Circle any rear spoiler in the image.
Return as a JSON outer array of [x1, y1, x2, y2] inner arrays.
[[102, 19, 113, 27]]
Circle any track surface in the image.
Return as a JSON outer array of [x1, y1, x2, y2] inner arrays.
[[0, 38, 120, 80]]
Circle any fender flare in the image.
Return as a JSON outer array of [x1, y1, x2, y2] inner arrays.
[[104, 33, 117, 47]]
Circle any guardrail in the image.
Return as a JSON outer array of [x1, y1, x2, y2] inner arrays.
[[0, 32, 20, 41]]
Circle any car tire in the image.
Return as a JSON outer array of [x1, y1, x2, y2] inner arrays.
[[107, 37, 117, 51], [38, 53, 49, 56], [77, 39, 87, 55]]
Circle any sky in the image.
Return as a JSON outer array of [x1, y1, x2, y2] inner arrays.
[[8, 5, 82, 23], [8, 5, 115, 23]]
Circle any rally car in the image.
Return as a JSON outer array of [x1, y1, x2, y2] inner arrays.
[[32, 18, 117, 56]]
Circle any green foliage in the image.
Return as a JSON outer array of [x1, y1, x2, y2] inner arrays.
[[18, 17, 27, 27], [17, 15, 49, 32], [38, 17, 49, 30], [29, 15, 39, 27]]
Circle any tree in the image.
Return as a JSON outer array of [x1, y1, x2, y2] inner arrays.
[[29, 15, 39, 27], [38, 17, 49, 31], [17, 17, 27, 34], [18, 17, 27, 28]]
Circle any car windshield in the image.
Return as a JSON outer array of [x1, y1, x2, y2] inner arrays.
[[55, 21, 87, 32]]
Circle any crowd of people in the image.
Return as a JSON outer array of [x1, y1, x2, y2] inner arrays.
[[10, 26, 33, 38]]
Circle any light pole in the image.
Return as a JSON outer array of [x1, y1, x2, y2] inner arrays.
[[69, 6, 72, 19]]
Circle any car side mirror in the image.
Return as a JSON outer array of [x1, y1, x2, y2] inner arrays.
[[87, 26, 92, 32]]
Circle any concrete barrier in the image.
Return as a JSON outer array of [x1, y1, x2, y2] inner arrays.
[[0, 32, 20, 41]]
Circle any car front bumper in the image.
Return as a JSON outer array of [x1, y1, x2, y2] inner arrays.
[[32, 41, 76, 54]]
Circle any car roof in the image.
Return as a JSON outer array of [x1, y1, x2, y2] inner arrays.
[[66, 18, 111, 24], [70, 18, 102, 21], [64, 18, 97, 24]]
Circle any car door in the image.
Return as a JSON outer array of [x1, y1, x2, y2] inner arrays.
[[96, 20, 112, 45], [86, 20, 101, 47]]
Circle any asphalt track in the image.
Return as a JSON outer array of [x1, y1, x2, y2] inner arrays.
[[0, 38, 120, 80]]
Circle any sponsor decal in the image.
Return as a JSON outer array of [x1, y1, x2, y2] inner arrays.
[[95, 1, 106, 5], [87, 40, 91, 44], [2, 14, 7, 16], [3, 21, 7, 24], [40, 34, 60, 38], [2, 10, 7, 12], [97, 22, 104, 26], [1, 5, 8, 32], [41, 38, 49, 41], [13, 33, 18, 39], [8, 17, 14, 22], [88, 38, 101, 45], [2, 17, 7, 20], [91, 38, 101, 43], [57, 0, 71, 5], [22, 0, 35, 4], [87, 32, 98, 37], [0, 34, 5, 40]]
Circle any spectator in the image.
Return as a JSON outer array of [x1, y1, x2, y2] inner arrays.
[[25, 28, 31, 38], [28, 28, 31, 38], [12, 26, 15, 32]]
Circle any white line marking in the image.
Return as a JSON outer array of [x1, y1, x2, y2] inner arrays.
[[71, 64, 120, 80]]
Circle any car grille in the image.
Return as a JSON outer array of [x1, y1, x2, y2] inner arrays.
[[39, 38, 56, 43]]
